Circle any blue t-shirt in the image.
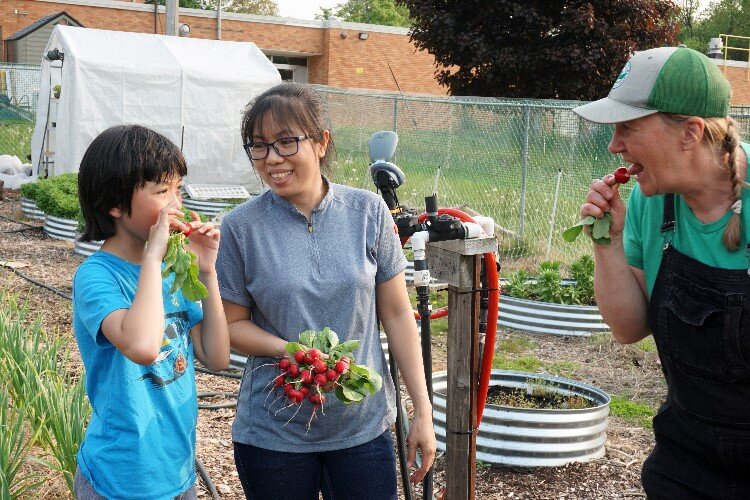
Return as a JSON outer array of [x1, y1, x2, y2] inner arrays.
[[217, 181, 407, 453], [73, 251, 203, 500]]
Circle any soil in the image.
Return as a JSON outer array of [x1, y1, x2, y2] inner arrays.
[[0, 190, 666, 499]]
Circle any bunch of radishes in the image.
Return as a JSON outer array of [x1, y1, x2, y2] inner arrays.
[[274, 349, 351, 407], [266, 328, 382, 428]]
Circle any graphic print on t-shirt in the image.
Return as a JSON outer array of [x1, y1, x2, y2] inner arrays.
[[139, 310, 192, 388]]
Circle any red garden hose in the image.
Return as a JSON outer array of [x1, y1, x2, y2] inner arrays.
[[406, 208, 500, 426]]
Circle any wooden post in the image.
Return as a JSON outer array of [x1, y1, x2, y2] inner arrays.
[[426, 236, 497, 500]]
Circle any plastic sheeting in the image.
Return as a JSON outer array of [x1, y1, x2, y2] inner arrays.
[[31, 26, 281, 192]]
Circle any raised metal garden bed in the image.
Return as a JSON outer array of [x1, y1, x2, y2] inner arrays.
[[73, 233, 103, 257], [20, 197, 45, 220], [432, 369, 610, 467], [499, 295, 609, 336], [43, 215, 77, 242]]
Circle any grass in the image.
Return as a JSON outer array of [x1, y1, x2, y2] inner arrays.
[[609, 395, 655, 429], [0, 122, 33, 160], [496, 337, 536, 354]]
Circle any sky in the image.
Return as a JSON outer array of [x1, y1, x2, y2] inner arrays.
[[276, 0, 342, 20]]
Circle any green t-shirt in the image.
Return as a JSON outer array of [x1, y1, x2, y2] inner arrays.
[[624, 144, 750, 296]]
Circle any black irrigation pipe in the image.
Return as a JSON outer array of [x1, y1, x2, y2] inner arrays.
[[3, 262, 230, 498], [196, 365, 243, 379], [198, 391, 238, 410], [195, 457, 220, 500]]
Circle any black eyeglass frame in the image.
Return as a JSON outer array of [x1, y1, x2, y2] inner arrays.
[[243, 135, 309, 160]]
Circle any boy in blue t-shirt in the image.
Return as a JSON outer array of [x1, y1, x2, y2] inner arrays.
[[72, 125, 230, 499]]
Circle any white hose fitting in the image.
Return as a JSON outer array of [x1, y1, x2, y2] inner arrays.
[[472, 216, 495, 237], [462, 222, 484, 239], [411, 231, 432, 286]]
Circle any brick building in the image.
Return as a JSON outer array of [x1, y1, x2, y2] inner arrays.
[[1, 0, 447, 95]]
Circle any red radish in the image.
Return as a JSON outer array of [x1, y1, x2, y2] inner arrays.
[[322, 381, 335, 393], [288, 364, 300, 378], [312, 360, 327, 374], [614, 167, 630, 184], [299, 386, 310, 397], [334, 361, 348, 374], [313, 373, 328, 386], [283, 383, 294, 395], [279, 358, 291, 371], [309, 393, 325, 405], [274, 375, 285, 387], [326, 369, 339, 381], [308, 349, 322, 360], [340, 356, 350, 365], [294, 350, 306, 364], [300, 370, 313, 385], [182, 225, 193, 237]]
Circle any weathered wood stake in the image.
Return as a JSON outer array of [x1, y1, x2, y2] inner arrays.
[[426, 236, 497, 500]]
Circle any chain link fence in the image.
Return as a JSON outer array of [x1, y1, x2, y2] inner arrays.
[[3, 65, 749, 269], [0, 63, 39, 162]]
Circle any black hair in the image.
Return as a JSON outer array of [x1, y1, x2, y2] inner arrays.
[[240, 82, 336, 174], [78, 124, 187, 242]]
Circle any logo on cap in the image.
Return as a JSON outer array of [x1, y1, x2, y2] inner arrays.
[[612, 61, 631, 90]]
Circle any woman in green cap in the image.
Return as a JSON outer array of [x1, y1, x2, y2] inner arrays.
[[573, 46, 749, 498]]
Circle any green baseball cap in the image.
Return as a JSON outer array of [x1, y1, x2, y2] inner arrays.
[[573, 47, 731, 124]]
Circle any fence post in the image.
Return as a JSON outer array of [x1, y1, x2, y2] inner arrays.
[[519, 106, 530, 238], [546, 168, 563, 260]]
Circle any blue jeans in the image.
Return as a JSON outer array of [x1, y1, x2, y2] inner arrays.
[[234, 431, 398, 500]]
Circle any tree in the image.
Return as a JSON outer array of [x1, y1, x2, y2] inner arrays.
[[399, 0, 680, 99], [679, 0, 750, 58], [317, 0, 411, 27]]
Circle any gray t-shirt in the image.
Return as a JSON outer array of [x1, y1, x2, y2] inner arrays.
[[216, 180, 407, 452]]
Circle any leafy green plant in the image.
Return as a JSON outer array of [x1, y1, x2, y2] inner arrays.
[[0, 389, 46, 499], [19, 179, 44, 202], [52, 85, 61, 98], [502, 255, 596, 306], [35, 173, 80, 220], [162, 233, 208, 301]]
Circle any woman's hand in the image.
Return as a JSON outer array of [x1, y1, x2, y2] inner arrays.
[[580, 173, 627, 239], [406, 412, 437, 483], [183, 211, 221, 273]]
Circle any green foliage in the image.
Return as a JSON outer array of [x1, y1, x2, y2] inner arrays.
[[678, 0, 750, 60], [401, 0, 680, 98], [609, 395, 655, 429], [492, 354, 543, 372], [636, 336, 657, 353], [19, 180, 42, 201], [318, 0, 411, 27], [162, 233, 209, 301], [148, 0, 278, 13], [34, 173, 80, 220], [503, 255, 596, 305], [0, 293, 91, 496]]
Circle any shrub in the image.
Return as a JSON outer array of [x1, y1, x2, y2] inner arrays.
[[502, 255, 596, 306], [35, 173, 80, 220], [19, 179, 44, 201]]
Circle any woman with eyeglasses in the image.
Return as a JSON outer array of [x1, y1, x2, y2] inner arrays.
[[215, 82, 436, 499]]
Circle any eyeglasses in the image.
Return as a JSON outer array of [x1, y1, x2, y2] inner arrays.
[[244, 135, 309, 160]]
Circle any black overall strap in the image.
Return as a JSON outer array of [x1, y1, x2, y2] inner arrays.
[[660, 193, 676, 234]]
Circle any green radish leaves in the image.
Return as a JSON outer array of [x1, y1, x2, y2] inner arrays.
[[161, 233, 208, 301], [562, 213, 612, 245]]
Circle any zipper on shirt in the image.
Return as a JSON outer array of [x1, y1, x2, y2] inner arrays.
[[307, 220, 313, 233]]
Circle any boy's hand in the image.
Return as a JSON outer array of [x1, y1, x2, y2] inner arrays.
[[183, 211, 220, 273], [145, 203, 185, 263]]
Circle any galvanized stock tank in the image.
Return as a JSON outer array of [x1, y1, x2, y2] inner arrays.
[[432, 370, 610, 467], [499, 295, 609, 336], [43, 215, 77, 242]]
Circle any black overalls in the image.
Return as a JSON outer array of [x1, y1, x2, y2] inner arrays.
[[641, 194, 750, 499]]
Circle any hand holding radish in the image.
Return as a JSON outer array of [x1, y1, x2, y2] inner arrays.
[[562, 166, 632, 244]]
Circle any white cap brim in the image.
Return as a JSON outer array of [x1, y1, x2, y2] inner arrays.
[[573, 97, 659, 124]]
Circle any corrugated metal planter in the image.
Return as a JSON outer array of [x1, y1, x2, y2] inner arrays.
[[182, 198, 232, 217], [499, 295, 609, 336], [43, 215, 77, 242], [432, 370, 610, 467], [73, 233, 103, 257], [20, 197, 45, 220]]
